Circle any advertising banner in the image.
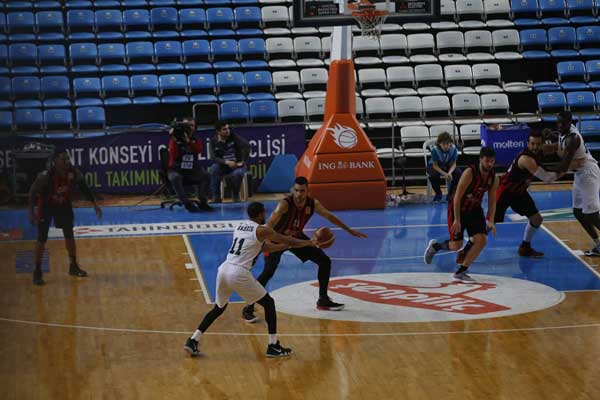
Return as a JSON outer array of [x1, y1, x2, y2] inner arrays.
[[0, 125, 306, 194], [480, 124, 530, 167]]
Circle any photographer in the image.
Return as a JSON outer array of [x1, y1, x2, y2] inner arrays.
[[168, 116, 213, 212], [209, 121, 250, 203]]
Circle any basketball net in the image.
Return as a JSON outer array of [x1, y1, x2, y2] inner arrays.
[[348, 0, 388, 39]]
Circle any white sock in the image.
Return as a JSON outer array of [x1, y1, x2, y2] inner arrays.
[[268, 334, 278, 345], [523, 223, 539, 243], [191, 330, 202, 341]]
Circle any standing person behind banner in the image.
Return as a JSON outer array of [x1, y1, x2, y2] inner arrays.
[[209, 121, 250, 203], [28, 150, 102, 286], [168, 116, 213, 212], [242, 176, 368, 323], [427, 132, 461, 202]]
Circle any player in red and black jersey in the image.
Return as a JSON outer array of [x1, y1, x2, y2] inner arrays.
[[242, 176, 367, 322], [424, 147, 499, 283], [28, 150, 102, 285], [494, 131, 567, 257]]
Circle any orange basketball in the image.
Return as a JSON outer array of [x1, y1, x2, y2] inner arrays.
[[313, 227, 335, 249]]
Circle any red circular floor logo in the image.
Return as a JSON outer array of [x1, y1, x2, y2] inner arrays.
[[271, 273, 564, 322]]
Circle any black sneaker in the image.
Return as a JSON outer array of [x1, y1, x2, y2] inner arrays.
[[69, 262, 88, 277], [266, 341, 292, 358], [316, 297, 345, 311], [184, 337, 200, 357], [33, 269, 45, 285], [242, 305, 258, 323], [198, 201, 214, 212]]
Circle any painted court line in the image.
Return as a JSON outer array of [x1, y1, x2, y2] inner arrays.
[[0, 316, 599, 337], [541, 225, 600, 279], [183, 234, 212, 305]]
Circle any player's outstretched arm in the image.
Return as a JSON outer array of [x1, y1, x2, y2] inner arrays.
[[519, 155, 562, 183], [556, 134, 581, 173], [314, 200, 368, 238], [257, 225, 316, 249], [266, 199, 288, 229], [486, 175, 499, 236]]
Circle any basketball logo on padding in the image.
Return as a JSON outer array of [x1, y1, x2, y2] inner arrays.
[[328, 124, 358, 149]]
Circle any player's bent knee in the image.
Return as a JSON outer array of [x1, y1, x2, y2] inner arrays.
[[530, 213, 543, 228], [473, 234, 487, 246], [257, 293, 275, 309]]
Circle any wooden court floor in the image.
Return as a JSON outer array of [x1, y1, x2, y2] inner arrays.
[[1, 192, 599, 400]]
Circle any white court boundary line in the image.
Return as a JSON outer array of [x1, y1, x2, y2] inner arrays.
[[541, 225, 600, 279], [183, 234, 212, 305], [0, 316, 599, 337]]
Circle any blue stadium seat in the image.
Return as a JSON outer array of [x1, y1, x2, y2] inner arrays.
[[249, 100, 277, 122], [150, 7, 178, 30], [585, 60, 600, 89], [94, 1, 121, 9], [189, 94, 218, 102], [577, 26, 600, 57], [566, 0, 596, 24], [0, 45, 6, 66], [238, 37, 266, 60], [212, 60, 240, 71], [181, 39, 211, 70], [76, 106, 106, 129], [211, 39, 238, 60], [244, 70, 272, 92], [6, 2, 35, 11], [188, 73, 216, 95], [95, 10, 123, 41], [12, 76, 40, 99], [567, 90, 596, 111], [121, 0, 149, 8], [219, 93, 246, 101], [15, 108, 43, 131], [131, 74, 160, 104], [35, 11, 63, 32], [216, 71, 244, 93], [537, 91, 567, 112], [548, 26, 578, 57], [520, 29, 550, 58], [126, 41, 156, 72], [34, 1, 63, 10], [241, 59, 269, 70], [220, 101, 249, 123], [73, 79, 103, 107], [557, 60, 586, 82], [65, 1, 93, 9], [150, 0, 177, 6], [511, 0, 540, 20], [236, 28, 263, 37], [70, 42, 99, 75], [0, 111, 13, 131], [67, 10, 96, 41], [579, 119, 600, 136], [123, 9, 151, 37], [539, 0, 567, 17], [41, 76, 71, 108], [44, 109, 73, 130], [206, 7, 235, 29], [159, 73, 189, 103], [234, 6, 261, 28], [231, 0, 258, 4], [97, 43, 127, 73], [179, 8, 206, 32], [38, 44, 68, 74], [7, 12, 35, 33], [9, 43, 36, 66], [246, 92, 274, 101], [102, 75, 131, 105], [177, 0, 204, 6], [0, 78, 12, 109], [155, 40, 183, 63], [0, 13, 6, 34]]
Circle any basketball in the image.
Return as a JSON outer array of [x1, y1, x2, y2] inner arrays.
[[313, 227, 335, 248]]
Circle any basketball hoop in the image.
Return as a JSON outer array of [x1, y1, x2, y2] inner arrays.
[[348, 0, 389, 39]]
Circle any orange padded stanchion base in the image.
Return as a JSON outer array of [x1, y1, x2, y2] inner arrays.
[[305, 180, 387, 210]]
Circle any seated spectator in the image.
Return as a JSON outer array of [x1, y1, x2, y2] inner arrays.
[[427, 132, 461, 202], [168, 116, 213, 212], [209, 121, 250, 203]]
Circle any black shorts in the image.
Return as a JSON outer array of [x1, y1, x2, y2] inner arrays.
[[265, 234, 329, 265], [494, 190, 538, 223], [448, 206, 487, 242], [38, 206, 74, 242]]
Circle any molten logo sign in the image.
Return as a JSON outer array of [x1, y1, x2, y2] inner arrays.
[[315, 278, 510, 315]]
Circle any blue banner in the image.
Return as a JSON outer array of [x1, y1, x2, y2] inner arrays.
[[480, 124, 530, 167]]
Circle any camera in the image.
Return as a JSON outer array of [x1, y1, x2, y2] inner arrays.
[[170, 119, 194, 143]]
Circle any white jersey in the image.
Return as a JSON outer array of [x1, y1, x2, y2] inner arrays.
[[558, 125, 597, 173], [224, 220, 264, 270]]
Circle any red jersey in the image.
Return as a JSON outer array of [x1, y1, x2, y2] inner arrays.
[[274, 196, 315, 238], [497, 149, 538, 196], [451, 165, 496, 213]]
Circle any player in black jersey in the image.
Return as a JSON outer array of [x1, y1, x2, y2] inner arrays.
[[494, 131, 569, 257], [242, 176, 367, 322], [424, 147, 499, 283]]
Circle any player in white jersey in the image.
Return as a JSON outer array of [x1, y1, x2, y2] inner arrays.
[[184, 202, 318, 358], [545, 111, 600, 256]]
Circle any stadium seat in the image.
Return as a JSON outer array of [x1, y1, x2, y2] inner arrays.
[[216, 71, 244, 93], [400, 125, 430, 157], [394, 96, 423, 121], [102, 75, 131, 105], [73, 77, 103, 106], [481, 92, 511, 118], [548, 26, 578, 57], [179, 8, 206, 37], [365, 97, 394, 120], [95, 9, 123, 32], [358, 68, 387, 95], [36, 10, 63, 33], [379, 34, 409, 65], [387, 66, 417, 96], [234, 6, 261, 28], [12, 76, 40, 99], [261, 6, 289, 28], [465, 30, 494, 61], [436, 31, 467, 62], [155, 40, 183, 64], [126, 41, 155, 72], [220, 101, 249, 123], [211, 39, 238, 61], [484, 0, 513, 26], [492, 29, 523, 59], [150, 7, 178, 30], [206, 7, 235, 29], [444, 64, 475, 94], [9, 43, 36, 66], [452, 93, 482, 119], [239, 38, 266, 60], [585, 60, 600, 89], [67, 10, 96, 41], [306, 97, 325, 121], [41, 76, 71, 108], [188, 73, 217, 95], [44, 109, 73, 130], [557, 61, 586, 90], [76, 106, 105, 129], [0, 78, 11, 109], [266, 37, 294, 60], [249, 100, 277, 122], [577, 26, 600, 57], [15, 108, 43, 131], [7, 11, 35, 33], [98, 43, 127, 73], [0, 111, 13, 132], [520, 29, 550, 59], [422, 95, 452, 120], [472, 63, 503, 93], [567, 91, 596, 112], [299, 68, 327, 97], [407, 33, 437, 63], [182, 39, 211, 71], [38, 44, 67, 75], [123, 9, 150, 32], [277, 99, 306, 122], [537, 91, 567, 113], [272, 70, 300, 99], [415, 64, 445, 95], [244, 70, 272, 93]]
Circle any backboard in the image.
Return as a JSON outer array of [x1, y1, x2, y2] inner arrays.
[[293, 0, 440, 27]]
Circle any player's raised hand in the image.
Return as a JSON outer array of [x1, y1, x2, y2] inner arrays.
[[348, 228, 368, 238]]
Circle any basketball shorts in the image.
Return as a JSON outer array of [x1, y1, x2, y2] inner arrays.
[[448, 206, 487, 242], [38, 205, 75, 242], [215, 262, 266, 308], [573, 163, 600, 214], [494, 190, 538, 223]]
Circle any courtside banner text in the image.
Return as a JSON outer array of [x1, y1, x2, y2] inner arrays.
[[0, 125, 306, 194]]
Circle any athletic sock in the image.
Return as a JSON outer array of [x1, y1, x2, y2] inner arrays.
[[523, 223, 539, 243], [433, 240, 450, 251], [191, 330, 202, 341], [268, 334, 278, 345], [521, 240, 531, 247], [456, 265, 468, 274]]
